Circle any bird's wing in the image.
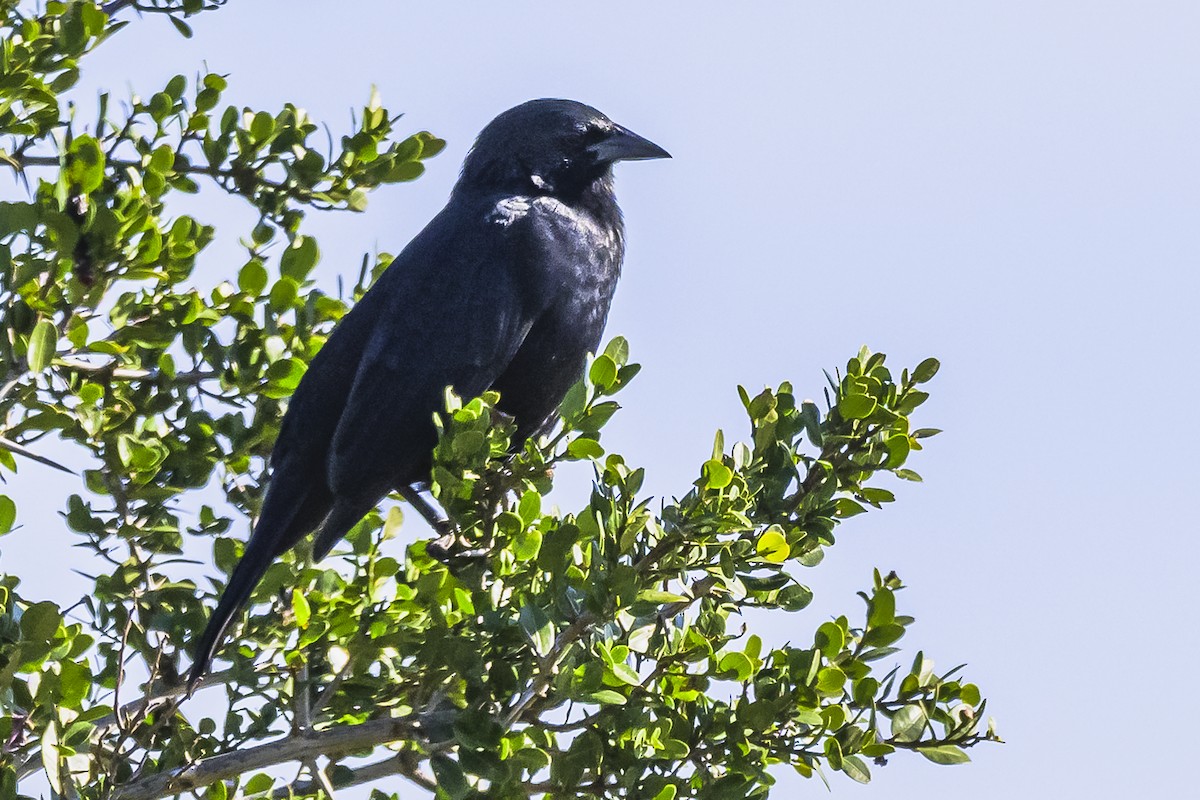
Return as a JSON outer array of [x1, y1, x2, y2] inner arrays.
[[324, 203, 545, 504]]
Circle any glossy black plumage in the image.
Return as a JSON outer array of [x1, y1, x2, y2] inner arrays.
[[189, 99, 668, 687]]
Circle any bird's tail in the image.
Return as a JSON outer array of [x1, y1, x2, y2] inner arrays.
[[311, 497, 373, 562], [187, 536, 277, 693]]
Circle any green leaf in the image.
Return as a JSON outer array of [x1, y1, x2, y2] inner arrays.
[[244, 774, 275, 793], [250, 110, 275, 142], [566, 437, 604, 460], [863, 622, 905, 647], [559, 379, 589, 422], [517, 491, 541, 524], [149, 144, 175, 173], [838, 394, 877, 420], [608, 660, 640, 686], [890, 703, 926, 742], [237, 259, 268, 295], [912, 357, 941, 383], [20, 601, 61, 641], [519, 604, 554, 657], [884, 434, 911, 468], [58, 660, 91, 708], [27, 320, 57, 372], [416, 131, 446, 158], [718, 651, 754, 681], [269, 277, 299, 310], [824, 736, 843, 771], [576, 401, 620, 433], [265, 358, 307, 398], [291, 588, 310, 629], [868, 588, 895, 628], [386, 161, 424, 182], [636, 589, 688, 605], [0, 496, 15, 535], [589, 354, 618, 389], [512, 527, 543, 562], [853, 676, 880, 707], [169, 15, 193, 38], [779, 584, 814, 611], [603, 336, 630, 366], [815, 621, 844, 657], [799, 400, 823, 446], [919, 745, 971, 765], [841, 754, 871, 784], [383, 506, 404, 540], [835, 498, 866, 518], [701, 459, 733, 490], [588, 689, 627, 705], [41, 724, 61, 794], [67, 134, 106, 192], [895, 390, 930, 414], [816, 666, 845, 694], [280, 235, 320, 280], [755, 527, 789, 563]]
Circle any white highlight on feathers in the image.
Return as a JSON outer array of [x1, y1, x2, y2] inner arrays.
[[489, 195, 620, 253], [490, 196, 533, 227]]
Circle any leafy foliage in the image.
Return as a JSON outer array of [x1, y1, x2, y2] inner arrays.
[[0, 2, 999, 798]]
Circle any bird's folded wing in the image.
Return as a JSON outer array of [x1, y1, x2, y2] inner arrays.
[[325, 242, 540, 499]]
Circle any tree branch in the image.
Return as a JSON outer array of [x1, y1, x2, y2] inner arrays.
[[0, 436, 75, 474], [501, 610, 598, 730], [500, 536, 692, 731], [14, 671, 247, 782], [111, 716, 419, 800], [12, 153, 297, 204], [267, 753, 437, 799], [57, 356, 218, 384]]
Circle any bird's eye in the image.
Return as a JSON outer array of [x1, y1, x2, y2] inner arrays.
[[581, 125, 608, 145]]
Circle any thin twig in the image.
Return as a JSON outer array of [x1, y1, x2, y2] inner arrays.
[[101, 0, 137, 14], [57, 357, 218, 384], [0, 436, 75, 474]]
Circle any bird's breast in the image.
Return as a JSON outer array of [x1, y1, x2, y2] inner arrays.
[[527, 196, 623, 296]]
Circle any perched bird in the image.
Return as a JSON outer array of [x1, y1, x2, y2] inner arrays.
[[189, 99, 669, 687]]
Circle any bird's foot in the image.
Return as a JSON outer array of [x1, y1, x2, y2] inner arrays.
[[424, 526, 489, 564]]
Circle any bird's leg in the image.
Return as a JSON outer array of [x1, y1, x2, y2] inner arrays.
[[398, 485, 491, 563], [397, 485, 455, 557]]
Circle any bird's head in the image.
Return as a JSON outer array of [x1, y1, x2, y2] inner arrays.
[[457, 99, 670, 200]]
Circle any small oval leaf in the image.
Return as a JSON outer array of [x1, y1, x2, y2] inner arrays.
[[27, 320, 57, 372]]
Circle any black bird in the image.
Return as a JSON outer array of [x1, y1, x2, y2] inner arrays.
[[189, 99, 669, 687]]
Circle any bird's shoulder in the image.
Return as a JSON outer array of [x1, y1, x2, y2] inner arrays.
[[481, 192, 615, 244]]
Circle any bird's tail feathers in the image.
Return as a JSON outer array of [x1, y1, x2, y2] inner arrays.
[[187, 537, 276, 694], [311, 499, 371, 562]]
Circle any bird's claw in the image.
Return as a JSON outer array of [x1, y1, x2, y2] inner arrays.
[[424, 534, 456, 562], [424, 529, 489, 565]]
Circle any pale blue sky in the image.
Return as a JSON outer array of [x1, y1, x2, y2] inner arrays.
[[6, 1, 1199, 797]]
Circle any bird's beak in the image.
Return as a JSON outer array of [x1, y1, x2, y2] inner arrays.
[[589, 124, 671, 162]]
